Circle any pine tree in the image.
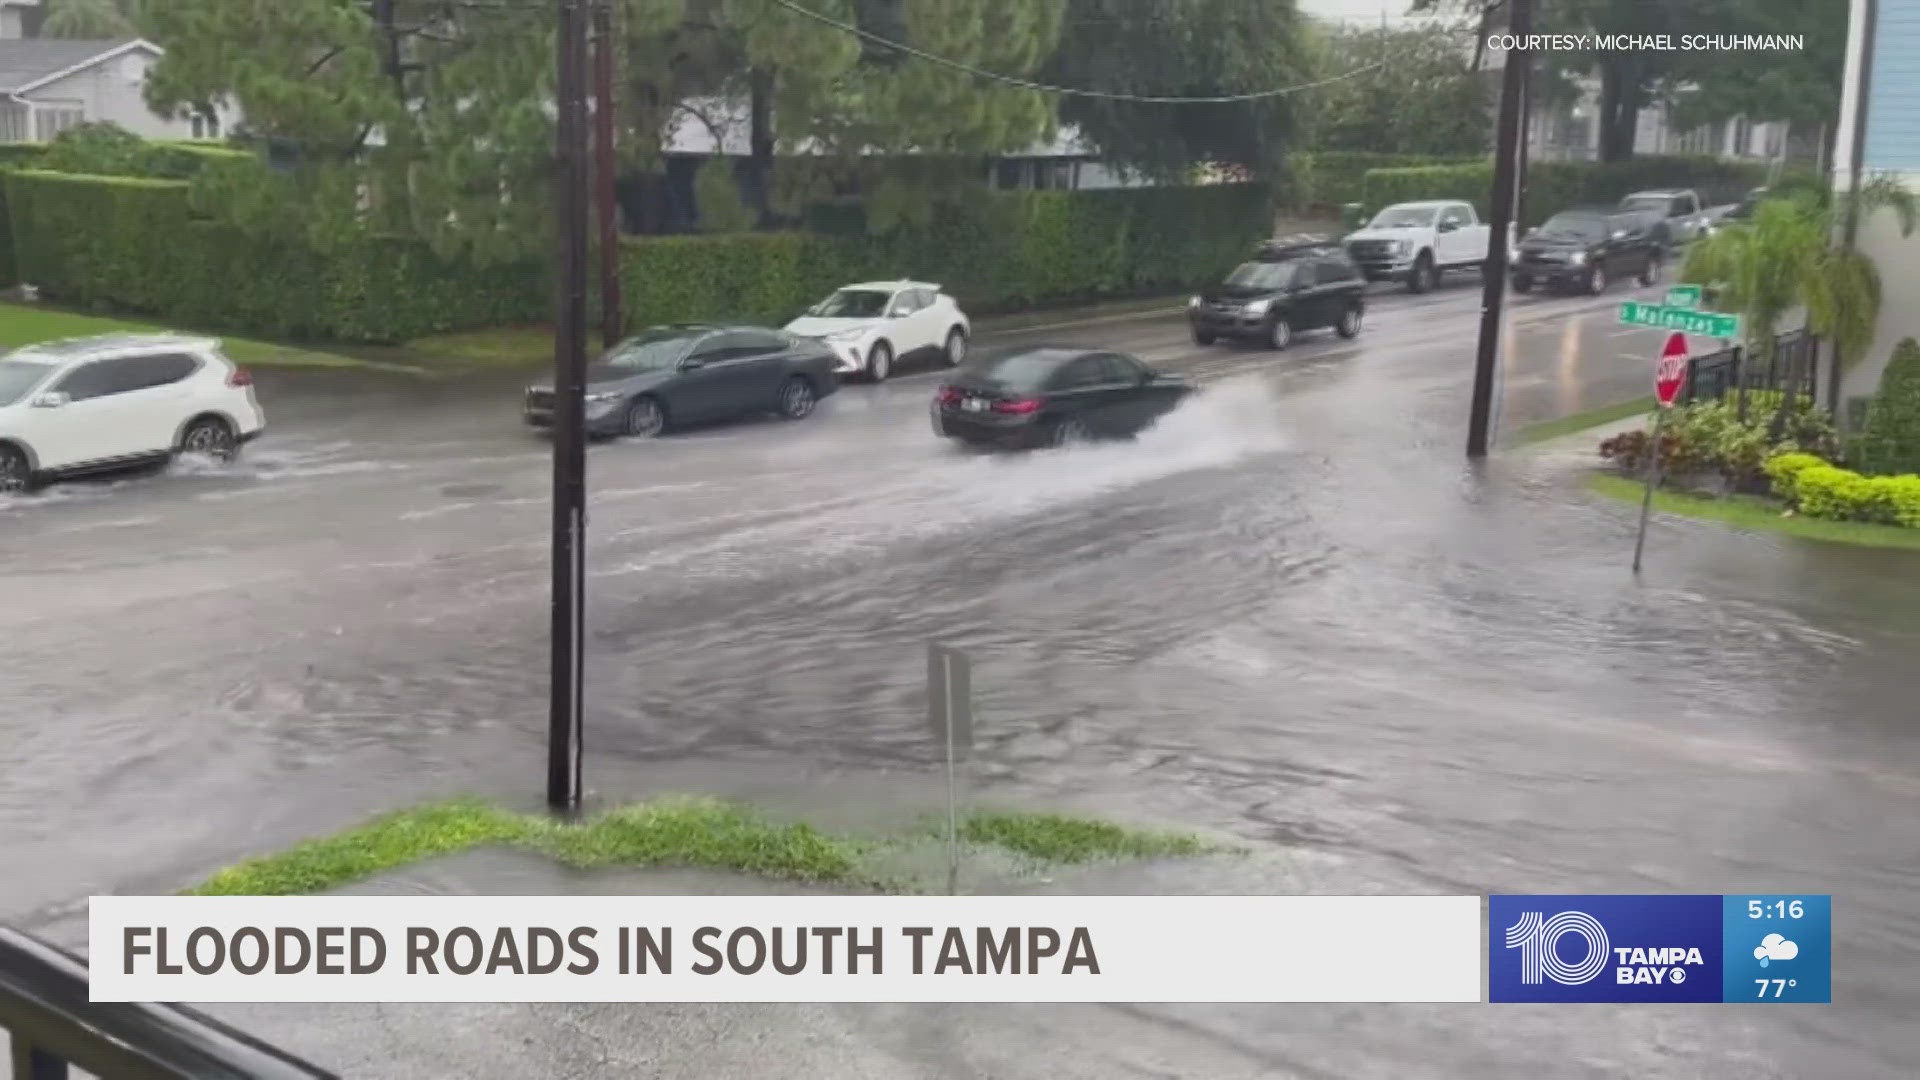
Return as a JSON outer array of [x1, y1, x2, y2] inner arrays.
[[1859, 338, 1920, 475]]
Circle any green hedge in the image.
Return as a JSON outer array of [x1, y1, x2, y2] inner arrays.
[[620, 184, 1272, 328], [7, 168, 1265, 343], [1284, 152, 1478, 212], [4, 170, 545, 342], [1855, 337, 1920, 476], [1359, 155, 1775, 228]]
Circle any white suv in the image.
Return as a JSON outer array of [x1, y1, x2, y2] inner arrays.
[[785, 280, 970, 381], [0, 334, 266, 493]]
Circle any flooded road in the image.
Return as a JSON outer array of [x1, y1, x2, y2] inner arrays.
[[4, 278, 1919, 1077]]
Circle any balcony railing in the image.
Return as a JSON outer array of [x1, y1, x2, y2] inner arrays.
[[1, 926, 337, 1079]]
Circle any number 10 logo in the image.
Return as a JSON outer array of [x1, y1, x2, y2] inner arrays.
[[1504, 911, 1610, 985]]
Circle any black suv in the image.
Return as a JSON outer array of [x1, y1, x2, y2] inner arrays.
[[1188, 240, 1366, 350], [1510, 208, 1664, 295]]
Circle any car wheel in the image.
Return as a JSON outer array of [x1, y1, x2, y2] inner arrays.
[[1267, 317, 1293, 350], [1512, 275, 1534, 294], [622, 396, 664, 438], [1407, 253, 1435, 294], [866, 341, 893, 382], [1336, 305, 1362, 339], [0, 443, 32, 495], [943, 328, 966, 366], [1192, 327, 1216, 346], [1639, 255, 1662, 287], [778, 377, 817, 420], [179, 416, 239, 461], [1587, 265, 1607, 294], [1051, 417, 1092, 447]]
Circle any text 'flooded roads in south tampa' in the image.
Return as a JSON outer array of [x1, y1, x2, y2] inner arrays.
[[3, 279, 1918, 1078]]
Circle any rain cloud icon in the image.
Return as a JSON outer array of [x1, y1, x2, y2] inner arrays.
[[1754, 933, 1799, 968]]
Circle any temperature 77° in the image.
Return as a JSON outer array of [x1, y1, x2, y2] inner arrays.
[[1756, 979, 1796, 998]]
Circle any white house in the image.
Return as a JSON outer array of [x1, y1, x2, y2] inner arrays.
[[0, 38, 237, 144], [1, 0, 37, 40], [1833, 0, 1920, 400]]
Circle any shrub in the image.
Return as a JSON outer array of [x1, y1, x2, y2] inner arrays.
[[1360, 155, 1772, 227], [1883, 474, 1920, 527], [4, 170, 545, 342], [1795, 464, 1900, 524], [1285, 152, 1476, 211], [1600, 397, 1832, 487], [1856, 337, 1920, 476], [1763, 451, 1827, 501]]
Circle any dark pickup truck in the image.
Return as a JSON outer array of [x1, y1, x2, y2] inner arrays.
[[1511, 207, 1666, 295]]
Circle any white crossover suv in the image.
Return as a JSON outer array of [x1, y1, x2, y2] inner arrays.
[[784, 280, 970, 382], [0, 334, 266, 493]]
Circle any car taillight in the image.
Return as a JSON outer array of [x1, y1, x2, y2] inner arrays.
[[228, 367, 253, 387], [992, 397, 1043, 415], [936, 385, 962, 405]]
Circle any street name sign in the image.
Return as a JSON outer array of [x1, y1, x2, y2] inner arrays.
[[1665, 285, 1702, 309], [1619, 300, 1740, 339]]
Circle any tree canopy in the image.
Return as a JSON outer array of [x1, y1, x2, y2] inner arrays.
[[1300, 20, 1490, 157], [1040, 0, 1311, 182]]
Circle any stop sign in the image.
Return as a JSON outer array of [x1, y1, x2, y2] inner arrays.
[[1655, 332, 1688, 407]]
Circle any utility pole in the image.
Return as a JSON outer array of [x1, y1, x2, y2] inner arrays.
[[548, 0, 590, 815], [1466, 0, 1531, 458], [592, 0, 622, 348]]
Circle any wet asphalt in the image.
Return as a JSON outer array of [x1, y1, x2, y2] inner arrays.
[[3, 273, 1919, 1078]]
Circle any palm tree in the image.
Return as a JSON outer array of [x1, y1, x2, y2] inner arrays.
[[37, 0, 144, 39], [1681, 174, 1916, 439]]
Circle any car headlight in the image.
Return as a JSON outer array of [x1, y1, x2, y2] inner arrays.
[[1508, 248, 1520, 263], [1393, 240, 1411, 256], [1568, 251, 1587, 265], [1243, 298, 1271, 315], [1188, 296, 1201, 309]]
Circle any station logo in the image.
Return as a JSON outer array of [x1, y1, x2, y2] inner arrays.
[[1489, 895, 1723, 1002]]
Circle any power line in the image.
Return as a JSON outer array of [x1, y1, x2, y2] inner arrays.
[[767, 0, 1389, 104]]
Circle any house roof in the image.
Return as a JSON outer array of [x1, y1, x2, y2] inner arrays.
[[0, 38, 153, 95]]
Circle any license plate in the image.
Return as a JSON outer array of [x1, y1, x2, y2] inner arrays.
[[963, 398, 987, 412]]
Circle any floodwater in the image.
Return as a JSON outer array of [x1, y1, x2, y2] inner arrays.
[[3, 279, 1918, 1077]]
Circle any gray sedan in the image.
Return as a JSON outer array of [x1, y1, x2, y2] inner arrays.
[[524, 324, 839, 438]]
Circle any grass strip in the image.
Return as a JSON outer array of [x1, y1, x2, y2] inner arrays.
[[187, 798, 1216, 896], [1509, 397, 1656, 446], [0, 303, 431, 374], [1587, 472, 1920, 551]]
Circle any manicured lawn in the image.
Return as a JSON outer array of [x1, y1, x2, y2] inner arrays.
[[1510, 397, 1656, 446], [0, 303, 427, 374], [186, 797, 1221, 896], [1587, 472, 1920, 551], [403, 326, 610, 370]]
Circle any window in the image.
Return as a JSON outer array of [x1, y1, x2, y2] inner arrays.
[[1050, 356, 1110, 390], [1094, 353, 1147, 384], [0, 102, 26, 143], [53, 360, 120, 401], [190, 111, 221, 140], [33, 104, 86, 142], [731, 329, 789, 355], [1438, 205, 1471, 229], [1314, 259, 1356, 285], [121, 353, 202, 391]]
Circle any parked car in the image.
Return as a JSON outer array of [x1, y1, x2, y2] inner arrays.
[[1187, 239, 1366, 349], [1720, 186, 1768, 223], [931, 346, 1192, 450], [1510, 208, 1665, 294], [1343, 200, 1505, 292], [1617, 188, 1711, 249], [523, 324, 838, 438], [784, 280, 970, 382], [0, 334, 264, 494]]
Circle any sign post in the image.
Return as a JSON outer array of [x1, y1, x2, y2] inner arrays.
[[1634, 331, 1691, 573], [928, 643, 973, 895]]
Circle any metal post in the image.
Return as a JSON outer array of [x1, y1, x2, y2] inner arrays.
[[1632, 407, 1666, 574], [943, 650, 959, 896], [1467, 0, 1531, 458], [548, 0, 590, 814], [592, 0, 621, 348]]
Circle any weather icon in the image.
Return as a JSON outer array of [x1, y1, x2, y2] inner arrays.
[[1754, 934, 1800, 968]]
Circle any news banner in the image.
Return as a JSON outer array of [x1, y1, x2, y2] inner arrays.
[[87, 893, 1830, 1003]]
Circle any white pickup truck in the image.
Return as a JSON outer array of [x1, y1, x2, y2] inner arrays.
[[1343, 200, 1507, 293]]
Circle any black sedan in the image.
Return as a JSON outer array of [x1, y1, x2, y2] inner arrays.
[[524, 324, 838, 438], [931, 347, 1192, 449]]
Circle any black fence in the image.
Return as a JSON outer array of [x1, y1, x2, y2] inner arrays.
[[1, 927, 336, 1079], [1684, 329, 1821, 416]]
